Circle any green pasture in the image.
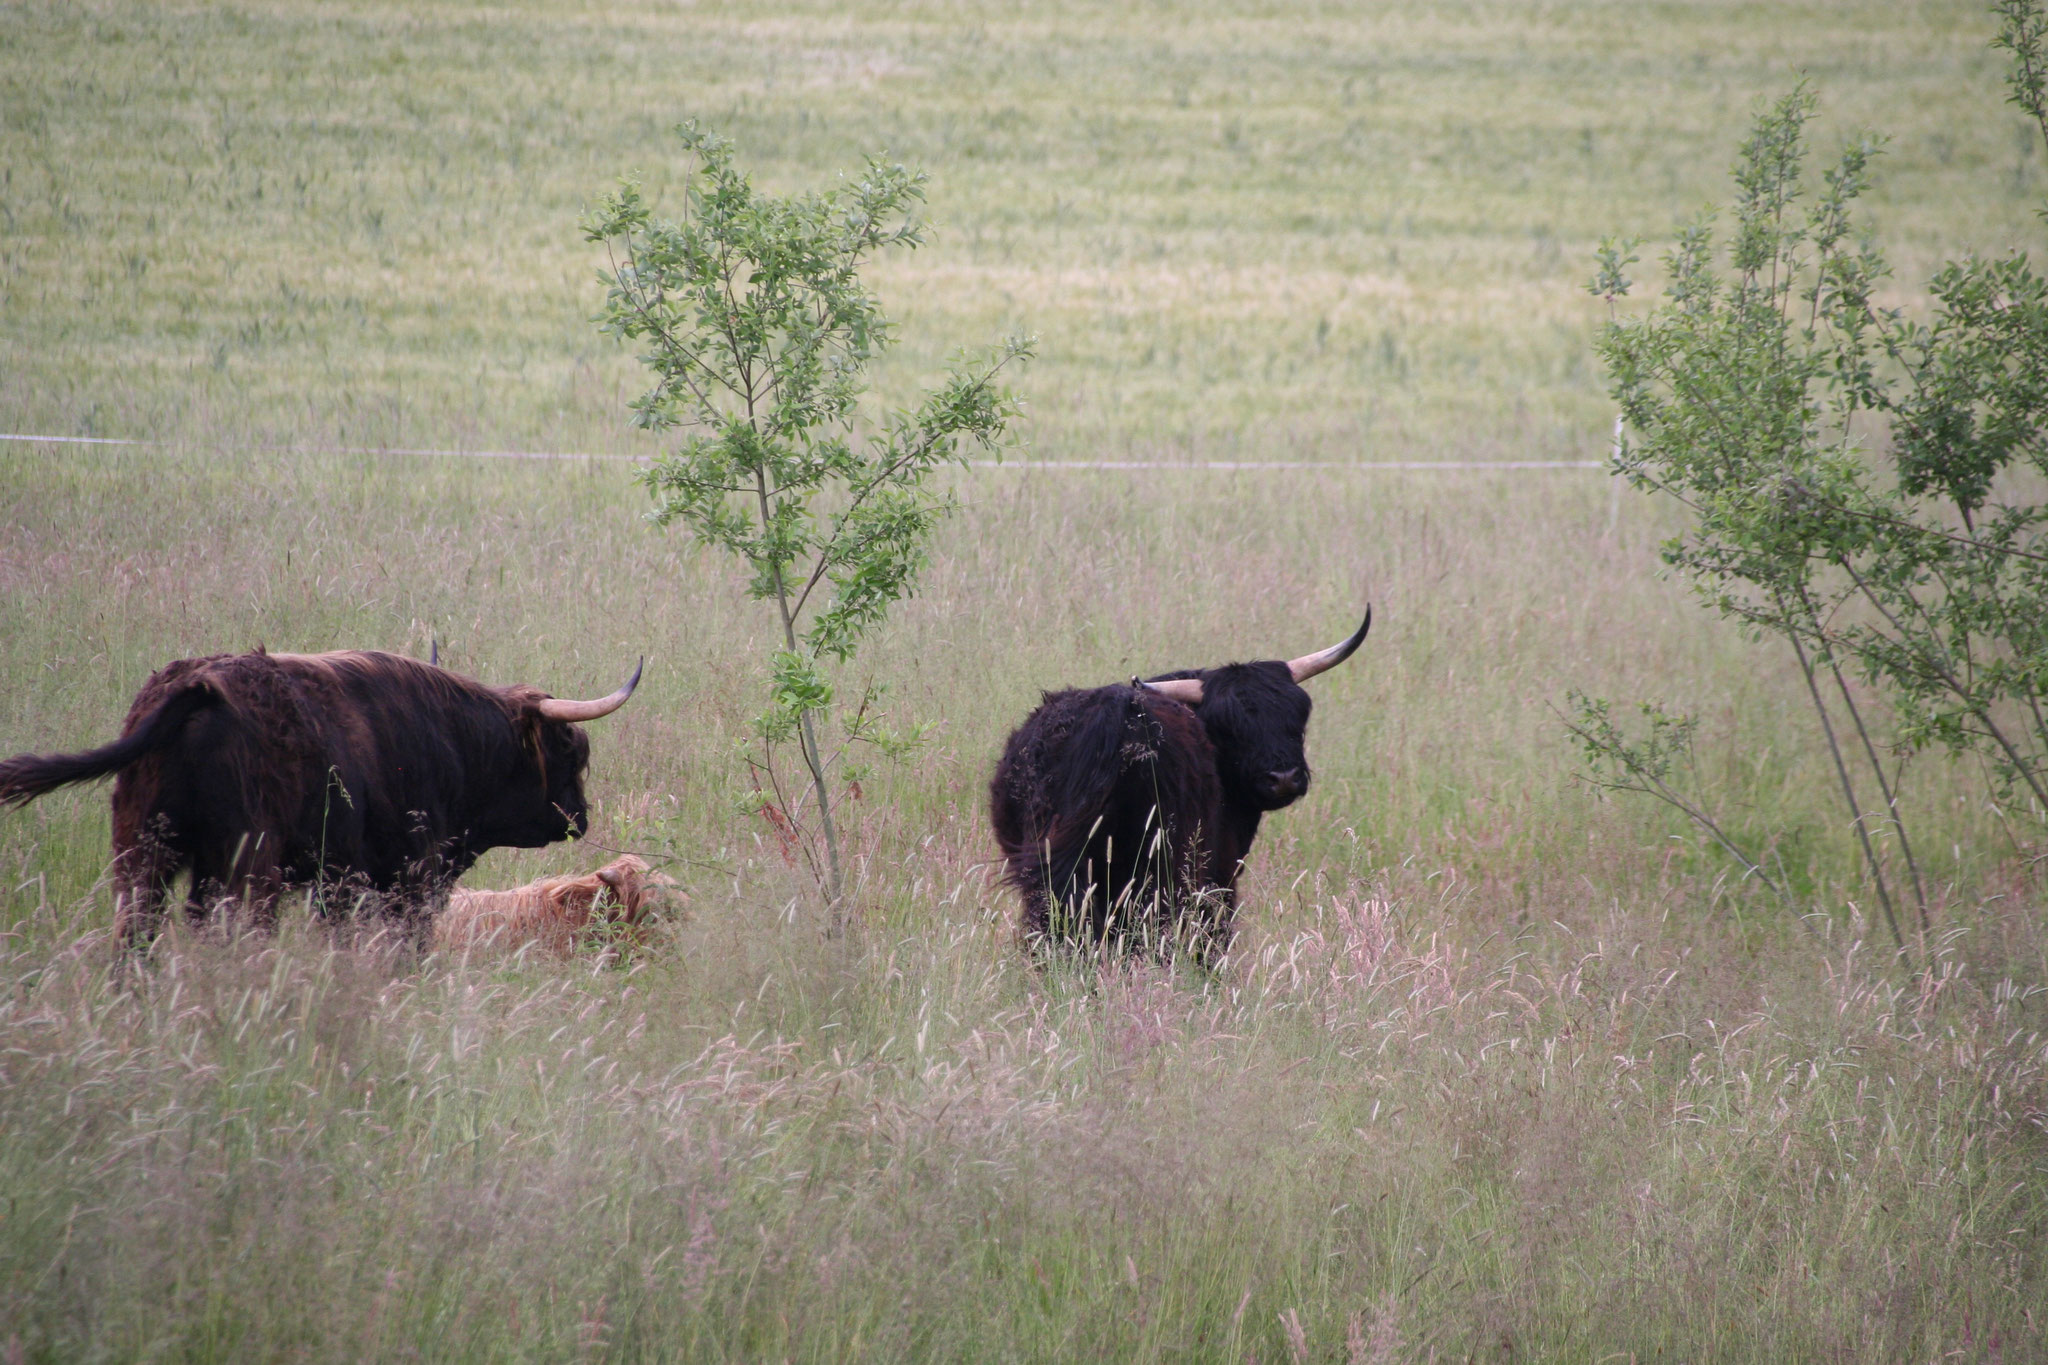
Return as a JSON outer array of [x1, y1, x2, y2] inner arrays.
[[1, 0, 2045, 1359], [3, 0, 2038, 458]]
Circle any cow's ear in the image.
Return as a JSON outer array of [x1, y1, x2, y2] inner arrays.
[[596, 865, 625, 892]]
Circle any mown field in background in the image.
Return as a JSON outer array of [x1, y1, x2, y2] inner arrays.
[[3, 0, 2046, 1359]]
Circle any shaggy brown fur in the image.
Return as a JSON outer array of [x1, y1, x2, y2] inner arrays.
[[0, 648, 627, 946], [433, 854, 680, 956]]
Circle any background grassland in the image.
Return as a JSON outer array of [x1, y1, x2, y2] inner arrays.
[[4, 0, 2041, 456], [2, 0, 2046, 1359]]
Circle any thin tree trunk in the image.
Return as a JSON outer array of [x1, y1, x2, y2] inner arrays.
[[1784, 606, 1911, 966], [1819, 643, 1930, 936], [756, 470, 847, 926], [799, 708, 847, 930]]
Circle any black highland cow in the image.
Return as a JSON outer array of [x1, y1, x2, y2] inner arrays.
[[990, 608, 1371, 957], [0, 649, 640, 944]]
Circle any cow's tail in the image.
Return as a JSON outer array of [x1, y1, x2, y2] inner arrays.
[[0, 683, 218, 808]]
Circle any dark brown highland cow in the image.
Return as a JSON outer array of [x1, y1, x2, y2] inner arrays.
[[0, 649, 640, 944], [989, 608, 1371, 958]]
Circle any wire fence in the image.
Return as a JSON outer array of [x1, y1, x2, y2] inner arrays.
[[1, 431, 1605, 472]]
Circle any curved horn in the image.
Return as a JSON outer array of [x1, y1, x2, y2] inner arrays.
[[1135, 675, 1204, 706], [1287, 605, 1373, 683], [536, 657, 644, 722]]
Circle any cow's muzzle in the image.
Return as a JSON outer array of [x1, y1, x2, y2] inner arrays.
[[1261, 767, 1310, 805]]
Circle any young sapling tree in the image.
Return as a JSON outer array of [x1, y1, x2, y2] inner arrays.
[[1577, 4, 2048, 964], [585, 124, 1032, 927]]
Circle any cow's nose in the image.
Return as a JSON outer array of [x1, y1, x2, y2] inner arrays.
[[1267, 767, 1308, 797]]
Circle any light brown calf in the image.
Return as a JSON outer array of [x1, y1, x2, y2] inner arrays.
[[434, 854, 679, 956]]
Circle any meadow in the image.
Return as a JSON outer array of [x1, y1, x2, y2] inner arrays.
[[2, 0, 2046, 1358]]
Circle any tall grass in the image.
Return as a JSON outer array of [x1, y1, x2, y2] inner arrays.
[[2, 879, 2042, 1359], [3, 0, 2047, 1357], [3, 439, 2044, 1357]]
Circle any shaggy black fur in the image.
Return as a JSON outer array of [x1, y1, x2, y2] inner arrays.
[[989, 658, 1321, 958], [0, 649, 607, 945]]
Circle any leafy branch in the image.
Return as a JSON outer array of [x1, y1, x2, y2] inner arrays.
[[1561, 691, 1790, 901]]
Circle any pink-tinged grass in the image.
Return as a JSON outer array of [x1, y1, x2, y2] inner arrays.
[[0, 866, 2042, 1359]]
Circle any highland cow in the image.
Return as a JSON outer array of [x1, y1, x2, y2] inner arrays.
[[0, 648, 641, 944], [989, 608, 1371, 957], [433, 853, 679, 956]]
